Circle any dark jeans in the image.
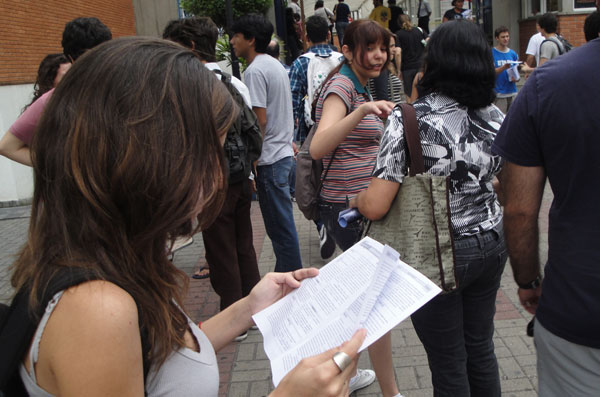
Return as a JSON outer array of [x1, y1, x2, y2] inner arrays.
[[418, 16, 430, 34], [319, 201, 364, 251], [411, 223, 507, 397], [203, 180, 261, 311], [256, 156, 303, 272], [336, 21, 349, 46]]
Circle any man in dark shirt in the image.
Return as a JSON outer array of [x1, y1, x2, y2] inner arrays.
[[387, 0, 404, 33], [333, 0, 351, 45], [492, 38, 600, 395], [443, 0, 466, 22]]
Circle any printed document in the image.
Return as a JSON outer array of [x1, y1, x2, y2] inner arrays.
[[252, 237, 441, 386]]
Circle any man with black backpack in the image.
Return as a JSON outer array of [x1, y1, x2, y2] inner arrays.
[[289, 15, 342, 260], [163, 18, 263, 341], [522, 13, 572, 75]]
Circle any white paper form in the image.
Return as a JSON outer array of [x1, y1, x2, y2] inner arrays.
[[252, 237, 442, 386]]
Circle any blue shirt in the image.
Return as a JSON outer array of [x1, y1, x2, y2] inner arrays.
[[289, 44, 339, 142], [492, 39, 600, 348], [492, 47, 518, 96]]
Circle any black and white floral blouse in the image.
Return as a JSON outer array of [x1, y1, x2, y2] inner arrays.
[[373, 92, 504, 236]]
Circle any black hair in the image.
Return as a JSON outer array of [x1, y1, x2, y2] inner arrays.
[[538, 12, 558, 34], [231, 14, 273, 54], [315, 0, 324, 9], [266, 40, 280, 58], [494, 26, 509, 38], [62, 17, 112, 61], [584, 11, 600, 42], [162, 17, 218, 62], [418, 20, 495, 108], [23, 54, 70, 112], [306, 15, 329, 43], [388, 0, 396, 5]]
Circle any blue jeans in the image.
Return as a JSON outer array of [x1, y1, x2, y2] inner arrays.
[[336, 22, 349, 46], [256, 156, 302, 272], [411, 223, 507, 397]]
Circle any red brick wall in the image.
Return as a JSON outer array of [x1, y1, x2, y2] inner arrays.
[[519, 13, 592, 61], [0, 1, 136, 86]]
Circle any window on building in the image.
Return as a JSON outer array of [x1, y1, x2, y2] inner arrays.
[[574, 0, 597, 9], [527, 0, 561, 16]]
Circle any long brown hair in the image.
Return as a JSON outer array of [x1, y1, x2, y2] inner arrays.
[[12, 37, 238, 368]]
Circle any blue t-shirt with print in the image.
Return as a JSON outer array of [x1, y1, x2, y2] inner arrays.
[[492, 47, 518, 95]]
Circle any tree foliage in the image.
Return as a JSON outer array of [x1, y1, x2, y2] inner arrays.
[[180, 0, 272, 28]]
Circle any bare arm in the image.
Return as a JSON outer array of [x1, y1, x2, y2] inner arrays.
[[310, 95, 394, 160], [538, 57, 548, 67], [253, 106, 267, 141], [0, 130, 32, 166], [350, 177, 400, 220], [499, 162, 546, 313], [495, 63, 511, 76], [525, 54, 536, 68]]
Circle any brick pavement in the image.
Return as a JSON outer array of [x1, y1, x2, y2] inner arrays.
[[0, 185, 552, 396]]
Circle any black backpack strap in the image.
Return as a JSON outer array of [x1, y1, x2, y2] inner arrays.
[[0, 268, 151, 395]]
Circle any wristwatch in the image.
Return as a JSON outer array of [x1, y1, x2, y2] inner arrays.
[[517, 275, 542, 290]]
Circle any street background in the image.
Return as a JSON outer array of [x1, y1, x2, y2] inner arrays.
[[0, 184, 552, 396]]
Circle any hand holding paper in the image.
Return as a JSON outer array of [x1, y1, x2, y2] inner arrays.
[[253, 237, 441, 386]]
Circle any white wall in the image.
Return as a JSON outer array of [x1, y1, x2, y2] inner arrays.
[[0, 84, 34, 204]]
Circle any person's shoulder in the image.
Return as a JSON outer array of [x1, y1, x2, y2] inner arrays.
[[58, 280, 139, 325], [40, 280, 139, 358]]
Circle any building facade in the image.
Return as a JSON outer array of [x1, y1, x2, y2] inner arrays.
[[0, 0, 179, 205]]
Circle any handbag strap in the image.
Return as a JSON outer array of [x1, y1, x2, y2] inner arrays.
[[399, 103, 425, 176]]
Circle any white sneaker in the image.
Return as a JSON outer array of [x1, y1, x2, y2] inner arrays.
[[234, 331, 248, 342], [348, 369, 376, 394], [318, 224, 336, 259]]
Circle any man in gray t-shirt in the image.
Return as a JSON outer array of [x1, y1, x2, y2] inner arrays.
[[231, 14, 302, 273]]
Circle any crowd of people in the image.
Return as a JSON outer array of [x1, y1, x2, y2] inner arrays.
[[0, 4, 599, 396]]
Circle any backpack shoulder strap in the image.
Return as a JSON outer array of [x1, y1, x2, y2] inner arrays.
[[0, 268, 152, 394]]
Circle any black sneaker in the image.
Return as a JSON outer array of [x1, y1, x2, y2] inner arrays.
[[318, 225, 336, 259]]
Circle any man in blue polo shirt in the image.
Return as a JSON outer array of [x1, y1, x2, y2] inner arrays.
[[492, 26, 519, 114], [492, 37, 600, 395]]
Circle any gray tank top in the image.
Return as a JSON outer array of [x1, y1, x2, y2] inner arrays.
[[20, 290, 219, 396]]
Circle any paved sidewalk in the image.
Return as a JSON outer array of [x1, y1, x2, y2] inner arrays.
[[0, 186, 552, 396]]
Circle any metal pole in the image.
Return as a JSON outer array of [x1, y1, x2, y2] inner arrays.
[[225, 0, 241, 79]]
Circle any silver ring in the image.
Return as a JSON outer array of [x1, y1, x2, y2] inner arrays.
[[332, 351, 352, 373]]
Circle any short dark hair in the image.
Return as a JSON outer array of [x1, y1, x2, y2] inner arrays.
[[231, 14, 273, 54], [538, 12, 558, 34], [62, 17, 112, 61], [584, 11, 600, 42], [388, 0, 396, 5], [494, 26, 509, 38], [315, 0, 324, 9], [162, 17, 218, 62], [419, 20, 495, 108], [266, 40, 280, 58], [306, 15, 329, 43]]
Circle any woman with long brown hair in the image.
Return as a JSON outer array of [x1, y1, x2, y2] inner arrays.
[[10, 37, 365, 396]]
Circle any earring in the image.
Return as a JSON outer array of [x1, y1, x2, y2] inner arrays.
[[348, 59, 352, 65]]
